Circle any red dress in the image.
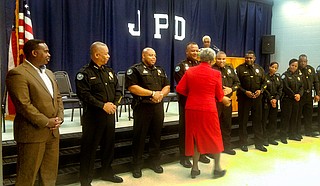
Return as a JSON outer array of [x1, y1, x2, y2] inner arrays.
[[176, 62, 224, 156]]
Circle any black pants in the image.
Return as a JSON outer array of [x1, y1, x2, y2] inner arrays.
[[237, 95, 263, 146], [217, 102, 233, 149], [132, 102, 164, 169], [178, 99, 187, 158], [297, 93, 313, 134], [280, 97, 299, 138], [262, 101, 278, 140], [80, 112, 115, 185], [318, 102, 320, 132]]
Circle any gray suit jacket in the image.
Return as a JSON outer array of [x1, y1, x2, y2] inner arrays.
[[6, 61, 64, 143]]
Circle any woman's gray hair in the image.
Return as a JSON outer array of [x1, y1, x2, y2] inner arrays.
[[199, 48, 216, 62]]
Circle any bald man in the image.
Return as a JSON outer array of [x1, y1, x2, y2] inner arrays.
[[126, 47, 170, 178], [76, 41, 123, 185]]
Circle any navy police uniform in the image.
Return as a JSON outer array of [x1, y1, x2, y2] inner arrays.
[[280, 69, 304, 141], [75, 61, 122, 185], [174, 59, 199, 159], [317, 65, 320, 133], [297, 65, 319, 136], [236, 63, 266, 147], [262, 73, 282, 144], [212, 63, 239, 151], [125, 62, 170, 170]]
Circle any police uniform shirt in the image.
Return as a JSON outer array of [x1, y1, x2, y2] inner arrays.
[[125, 62, 170, 100], [299, 65, 319, 95], [281, 69, 304, 99], [174, 59, 199, 84], [264, 73, 283, 101], [75, 61, 122, 109], [236, 63, 267, 95], [212, 64, 240, 97]]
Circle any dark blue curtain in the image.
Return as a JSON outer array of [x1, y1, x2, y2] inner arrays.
[[3, 0, 273, 91]]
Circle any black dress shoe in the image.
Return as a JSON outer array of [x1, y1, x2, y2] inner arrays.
[[223, 149, 236, 155], [297, 134, 303, 140], [102, 175, 123, 183], [240, 145, 248, 152], [305, 132, 319, 137], [263, 140, 269, 146], [268, 140, 278, 145], [180, 158, 192, 168], [288, 136, 301, 141], [190, 169, 201, 179], [199, 155, 210, 164], [149, 164, 163, 173], [280, 138, 288, 144], [213, 170, 226, 178], [206, 153, 215, 159], [255, 145, 267, 152], [132, 168, 142, 178]]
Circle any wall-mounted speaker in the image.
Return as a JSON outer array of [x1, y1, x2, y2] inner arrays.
[[261, 35, 275, 54]]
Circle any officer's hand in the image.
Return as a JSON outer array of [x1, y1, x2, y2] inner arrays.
[[270, 99, 277, 108], [103, 102, 117, 114], [294, 94, 300, 102], [245, 91, 254, 98], [223, 86, 232, 95], [314, 95, 320, 102], [151, 91, 163, 103], [222, 96, 231, 107], [47, 117, 62, 129], [253, 90, 261, 98]]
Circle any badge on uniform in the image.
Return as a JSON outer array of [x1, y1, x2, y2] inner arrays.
[[227, 69, 231, 75], [109, 72, 114, 80], [127, 69, 133, 75], [157, 69, 161, 76], [184, 64, 189, 70], [308, 69, 311, 74], [255, 68, 260, 73], [297, 77, 300, 81], [175, 66, 180, 72], [77, 73, 84, 80], [281, 74, 285, 79], [143, 69, 148, 74]]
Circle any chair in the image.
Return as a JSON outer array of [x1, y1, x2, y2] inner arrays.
[[165, 92, 177, 112], [54, 71, 82, 122], [116, 71, 133, 121], [2, 88, 7, 132]]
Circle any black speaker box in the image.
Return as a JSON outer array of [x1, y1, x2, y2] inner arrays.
[[261, 35, 275, 54]]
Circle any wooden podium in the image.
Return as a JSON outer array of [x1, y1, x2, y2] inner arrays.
[[225, 57, 245, 112]]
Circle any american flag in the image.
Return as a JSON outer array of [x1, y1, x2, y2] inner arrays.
[[6, 0, 34, 115]]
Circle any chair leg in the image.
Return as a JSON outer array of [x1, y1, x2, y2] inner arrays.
[[166, 97, 171, 112], [71, 104, 74, 122], [3, 115, 5, 133]]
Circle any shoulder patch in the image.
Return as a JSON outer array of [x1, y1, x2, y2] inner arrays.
[[175, 66, 180, 72], [77, 73, 84, 80], [126, 68, 133, 75]]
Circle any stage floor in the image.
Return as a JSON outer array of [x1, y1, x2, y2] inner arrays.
[[1, 101, 179, 141]]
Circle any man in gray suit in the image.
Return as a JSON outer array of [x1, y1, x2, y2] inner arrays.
[[6, 39, 64, 186]]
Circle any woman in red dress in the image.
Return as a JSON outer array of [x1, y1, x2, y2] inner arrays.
[[176, 48, 231, 179]]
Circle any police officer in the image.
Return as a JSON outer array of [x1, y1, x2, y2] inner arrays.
[[76, 42, 123, 186], [126, 47, 170, 178], [280, 59, 304, 144], [297, 54, 319, 137], [175, 42, 211, 167], [236, 50, 267, 152], [262, 62, 282, 146], [212, 51, 239, 155], [316, 65, 320, 134]]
